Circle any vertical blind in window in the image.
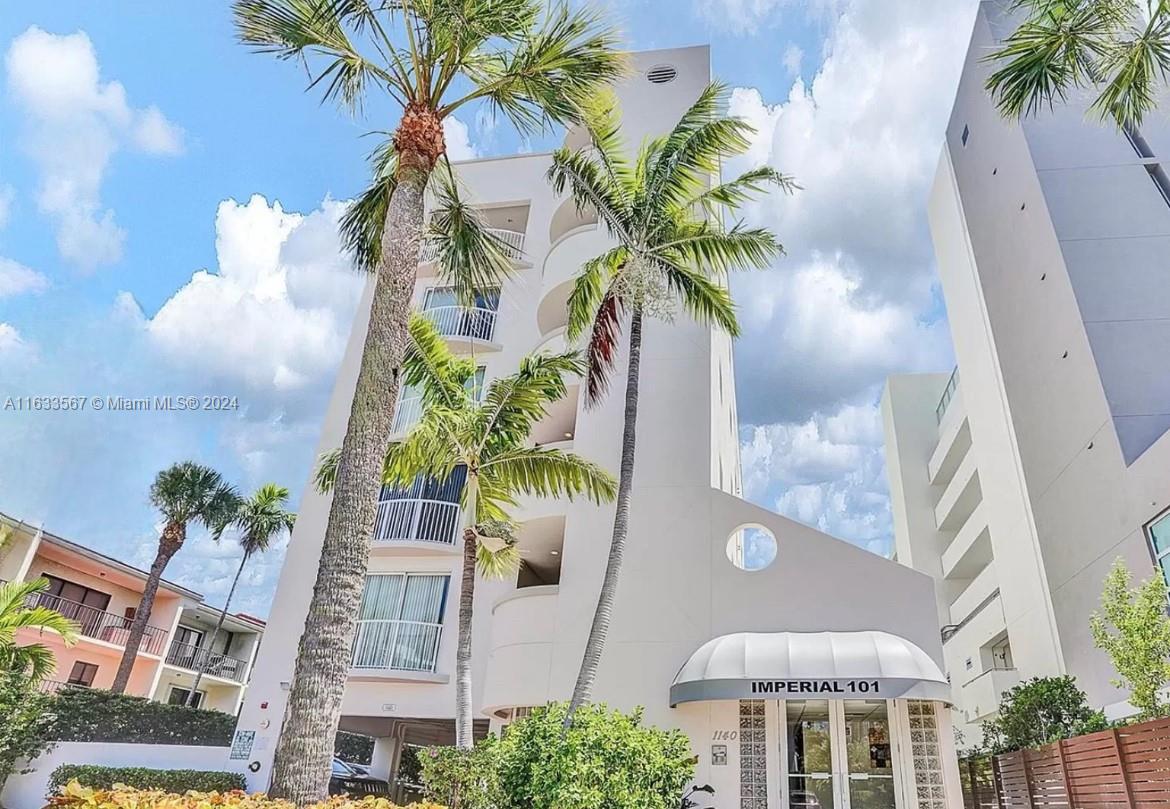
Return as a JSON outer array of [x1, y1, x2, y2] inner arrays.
[[352, 573, 449, 672]]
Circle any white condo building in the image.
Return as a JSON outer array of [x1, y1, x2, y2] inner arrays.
[[236, 46, 965, 809], [882, 1, 1170, 742]]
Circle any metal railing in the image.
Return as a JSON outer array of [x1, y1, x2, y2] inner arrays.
[[351, 619, 442, 672], [392, 396, 424, 434], [419, 228, 525, 263], [38, 679, 91, 695], [165, 640, 249, 683], [422, 306, 498, 343], [935, 366, 960, 424], [373, 498, 461, 546], [27, 591, 169, 656]]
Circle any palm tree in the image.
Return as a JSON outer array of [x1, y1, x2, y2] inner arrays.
[[318, 314, 616, 749], [185, 484, 296, 706], [547, 83, 794, 722], [985, 0, 1170, 130], [111, 463, 241, 693], [0, 578, 80, 681], [232, 4, 623, 799]]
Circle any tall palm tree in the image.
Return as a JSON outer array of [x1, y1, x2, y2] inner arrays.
[[185, 484, 296, 706], [111, 462, 241, 693], [0, 579, 80, 681], [548, 84, 794, 722], [985, 0, 1170, 129], [232, 4, 622, 799], [318, 314, 616, 749]]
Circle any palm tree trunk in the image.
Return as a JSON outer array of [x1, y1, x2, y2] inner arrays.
[[269, 161, 430, 804], [454, 476, 479, 750], [186, 552, 249, 706], [565, 309, 643, 724], [111, 521, 185, 693]]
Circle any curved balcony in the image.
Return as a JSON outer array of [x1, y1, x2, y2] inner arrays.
[[372, 497, 461, 552], [482, 585, 559, 714], [548, 197, 598, 246], [422, 306, 501, 351], [418, 227, 527, 276], [538, 224, 610, 337]]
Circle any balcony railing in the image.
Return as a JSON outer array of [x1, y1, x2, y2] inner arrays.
[[351, 618, 442, 673], [392, 396, 424, 434], [38, 679, 91, 695], [165, 640, 249, 683], [27, 591, 169, 656], [936, 366, 960, 424], [422, 306, 498, 343], [419, 228, 525, 264], [373, 498, 461, 546]]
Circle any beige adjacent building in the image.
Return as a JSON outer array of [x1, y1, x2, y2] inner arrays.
[[882, 1, 1170, 745], [236, 46, 964, 809], [1, 512, 264, 713]]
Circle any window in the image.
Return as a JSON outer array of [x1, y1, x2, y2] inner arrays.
[[42, 575, 112, 611], [167, 687, 204, 708], [352, 573, 450, 672], [174, 625, 204, 649], [961, 125, 970, 147], [423, 286, 499, 313], [67, 660, 99, 687], [1146, 510, 1170, 587], [423, 287, 500, 342]]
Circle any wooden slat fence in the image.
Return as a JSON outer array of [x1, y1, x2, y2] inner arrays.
[[960, 716, 1170, 809]]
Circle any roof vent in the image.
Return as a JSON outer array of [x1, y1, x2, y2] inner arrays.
[[646, 64, 677, 84]]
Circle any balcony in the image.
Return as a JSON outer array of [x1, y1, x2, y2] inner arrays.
[[392, 395, 424, 435], [422, 305, 499, 347], [28, 591, 169, 656], [165, 640, 249, 684], [373, 497, 461, 548], [483, 585, 559, 713], [538, 224, 610, 336], [419, 227, 526, 266], [351, 618, 442, 673]]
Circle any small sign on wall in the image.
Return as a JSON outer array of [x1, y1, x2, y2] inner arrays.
[[711, 744, 727, 766], [230, 730, 256, 761]]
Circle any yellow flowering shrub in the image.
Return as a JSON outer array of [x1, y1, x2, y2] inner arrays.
[[47, 781, 447, 809]]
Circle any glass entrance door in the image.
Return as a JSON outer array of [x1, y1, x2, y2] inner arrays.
[[781, 700, 900, 809]]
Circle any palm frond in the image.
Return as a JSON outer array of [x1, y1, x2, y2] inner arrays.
[[477, 351, 585, 446], [548, 144, 635, 246], [660, 261, 739, 336], [581, 286, 625, 406], [428, 162, 518, 305], [314, 447, 342, 494], [688, 166, 799, 218], [1091, 9, 1170, 127], [236, 484, 297, 556], [481, 446, 617, 503], [659, 221, 783, 275], [404, 313, 478, 409], [566, 246, 623, 341], [340, 135, 398, 273]]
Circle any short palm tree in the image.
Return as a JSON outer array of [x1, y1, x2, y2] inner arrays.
[[986, 0, 1170, 129], [0, 579, 80, 681], [548, 83, 794, 721], [185, 484, 296, 706], [318, 314, 616, 749], [232, 4, 623, 799], [111, 462, 241, 693]]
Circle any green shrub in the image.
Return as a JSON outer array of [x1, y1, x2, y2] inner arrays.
[[48, 765, 246, 796], [0, 669, 56, 785], [335, 731, 375, 765], [981, 676, 1109, 753], [431, 703, 693, 809], [47, 688, 235, 745]]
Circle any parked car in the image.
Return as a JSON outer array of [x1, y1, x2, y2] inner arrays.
[[789, 791, 822, 808], [329, 758, 390, 796]]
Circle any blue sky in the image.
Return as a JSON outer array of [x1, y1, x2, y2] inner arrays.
[[0, 0, 975, 616]]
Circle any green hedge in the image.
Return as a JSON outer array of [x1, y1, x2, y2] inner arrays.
[[47, 765, 246, 796], [47, 689, 235, 746]]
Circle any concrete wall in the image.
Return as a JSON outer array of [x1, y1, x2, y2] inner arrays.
[[2, 743, 231, 809]]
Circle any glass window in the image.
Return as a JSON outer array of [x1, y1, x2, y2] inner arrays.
[[352, 574, 450, 671], [424, 287, 499, 312], [786, 700, 834, 809], [67, 660, 99, 686], [842, 700, 895, 809], [1147, 510, 1170, 586], [168, 687, 204, 708]]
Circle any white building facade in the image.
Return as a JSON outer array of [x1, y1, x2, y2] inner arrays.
[[236, 46, 963, 809], [882, 0, 1170, 741]]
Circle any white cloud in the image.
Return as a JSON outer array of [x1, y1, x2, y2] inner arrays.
[[782, 44, 803, 77], [694, 0, 784, 33], [443, 116, 479, 161], [0, 322, 33, 363], [134, 194, 364, 398], [727, 0, 978, 553], [0, 258, 48, 298], [4, 26, 185, 270]]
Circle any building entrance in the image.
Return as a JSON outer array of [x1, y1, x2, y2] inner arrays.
[[781, 700, 898, 809]]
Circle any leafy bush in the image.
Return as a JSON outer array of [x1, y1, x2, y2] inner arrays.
[[48, 766, 246, 796], [47, 688, 235, 745], [48, 781, 446, 809], [417, 738, 501, 809], [0, 669, 56, 784], [419, 703, 693, 809], [1090, 558, 1170, 720], [981, 676, 1109, 753], [335, 731, 375, 765]]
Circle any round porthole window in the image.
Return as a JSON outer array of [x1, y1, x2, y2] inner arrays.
[[646, 64, 677, 84], [725, 523, 777, 572]]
